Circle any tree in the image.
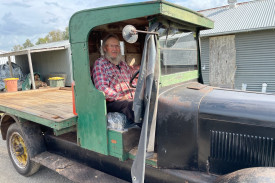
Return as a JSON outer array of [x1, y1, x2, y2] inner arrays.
[[36, 37, 48, 45], [23, 39, 34, 49], [12, 45, 23, 51], [47, 30, 63, 43], [62, 27, 69, 40], [12, 39, 33, 51], [35, 27, 69, 45], [13, 27, 69, 50]]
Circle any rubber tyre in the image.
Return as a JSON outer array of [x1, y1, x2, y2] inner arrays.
[[6, 123, 40, 176]]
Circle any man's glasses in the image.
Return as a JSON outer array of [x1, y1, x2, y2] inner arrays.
[[107, 44, 120, 49]]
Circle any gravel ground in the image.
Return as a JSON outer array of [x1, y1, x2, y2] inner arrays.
[[0, 131, 74, 183]]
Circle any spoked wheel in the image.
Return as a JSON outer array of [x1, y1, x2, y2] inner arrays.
[[7, 123, 40, 176]]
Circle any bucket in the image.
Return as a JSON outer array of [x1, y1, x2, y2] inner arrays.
[[48, 77, 65, 87], [4, 78, 19, 92]]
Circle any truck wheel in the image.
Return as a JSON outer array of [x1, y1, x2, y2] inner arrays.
[[6, 123, 40, 176]]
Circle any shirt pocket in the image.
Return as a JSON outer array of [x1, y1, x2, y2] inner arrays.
[[108, 74, 120, 91]]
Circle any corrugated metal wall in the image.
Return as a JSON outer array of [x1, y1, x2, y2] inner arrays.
[[200, 37, 210, 85], [201, 29, 275, 93], [15, 49, 72, 86], [235, 30, 275, 93]]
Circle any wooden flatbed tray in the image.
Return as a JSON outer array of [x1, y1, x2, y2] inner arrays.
[[0, 87, 77, 130]]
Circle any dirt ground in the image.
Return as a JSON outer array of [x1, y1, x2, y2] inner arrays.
[[0, 130, 73, 183]]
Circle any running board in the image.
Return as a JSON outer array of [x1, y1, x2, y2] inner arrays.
[[32, 151, 129, 183]]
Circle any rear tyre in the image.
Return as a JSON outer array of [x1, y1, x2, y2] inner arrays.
[[6, 123, 40, 176]]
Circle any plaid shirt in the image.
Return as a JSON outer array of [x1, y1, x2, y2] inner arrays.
[[92, 57, 136, 102]]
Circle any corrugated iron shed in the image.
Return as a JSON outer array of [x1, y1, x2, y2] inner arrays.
[[25, 40, 70, 50], [199, 0, 275, 36], [0, 40, 70, 57], [0, 40, 70, 89]]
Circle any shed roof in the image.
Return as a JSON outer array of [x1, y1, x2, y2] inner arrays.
[[0, 40, 70, 58], [199, 0, 275, 37]]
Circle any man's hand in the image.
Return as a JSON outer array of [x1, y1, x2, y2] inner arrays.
[[119, 95, 128, 101]]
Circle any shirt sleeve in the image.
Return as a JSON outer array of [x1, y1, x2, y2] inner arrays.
[[92, 61, 121, 101]]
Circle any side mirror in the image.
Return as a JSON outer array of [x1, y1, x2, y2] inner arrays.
[[122, 25, 159, 43], [122, 25, 138, 43]]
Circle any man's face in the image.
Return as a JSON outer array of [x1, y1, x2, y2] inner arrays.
[[104, 37, 121, 59]]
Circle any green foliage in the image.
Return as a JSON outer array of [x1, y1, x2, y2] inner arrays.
[[35, 27, 69, 45], [12, 39, 33, 51], [62, 27, 69, 40], [46, 30, 64, 43], [23, 39, 34, 48], [36, 38, 48, 45], [12, 45, 23, 51]]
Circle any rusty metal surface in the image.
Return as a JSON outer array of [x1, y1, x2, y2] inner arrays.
[[32, 151, 129, 183], [45, 133, 218, 183], [156, 82, 213, 169], [187, 82, 207, 90], [198, 89, 275, 174]]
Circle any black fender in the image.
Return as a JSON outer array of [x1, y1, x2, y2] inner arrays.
[[19, 120, 46, 157], [1, 113, 45, 157], [0, 113, 19, 140], [215, 167, 275, 183]]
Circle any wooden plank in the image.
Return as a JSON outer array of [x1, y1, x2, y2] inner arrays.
[[0, 99, 74, 121], [0, 87, 60, 96], [209, 35, 236, 88], [0, 92, 72, 108], [8, 56, 13, 78], [0, 88, 75, 122], [27, 50, 36, 89], [0, 104, 77, 130], [0, 99, 74, 120], [0, 95, 72, 110]]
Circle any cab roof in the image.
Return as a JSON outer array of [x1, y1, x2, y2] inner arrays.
[[69, 0, 214, 44]]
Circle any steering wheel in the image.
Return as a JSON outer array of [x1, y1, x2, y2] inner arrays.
[[129, 70, 139, 88]]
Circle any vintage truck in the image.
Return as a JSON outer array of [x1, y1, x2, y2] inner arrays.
[[1, 1, 275, 182]]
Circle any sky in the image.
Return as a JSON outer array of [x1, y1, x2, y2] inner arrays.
[[0, 0, 248, 52]]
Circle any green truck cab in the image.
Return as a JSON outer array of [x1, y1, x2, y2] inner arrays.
[[70, 0, 212, 158], [2, 1, 275, 183]]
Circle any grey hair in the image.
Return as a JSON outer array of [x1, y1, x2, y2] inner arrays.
[[100, 34, 120, 55]]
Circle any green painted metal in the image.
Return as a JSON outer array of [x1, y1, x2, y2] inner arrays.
[[0, 106, 77, 130], [69, 1, 213, 43], [54, 125, 77, 136], [69, 2, 160, 44], [70, 1, 161, 155], [69, 0, 213, 155], [108, 129, 128, 161], [161, 2, 214, 29], [160, 70, 198, 87], [70, 42, 108, 154]]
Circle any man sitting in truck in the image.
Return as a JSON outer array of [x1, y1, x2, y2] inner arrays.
[[92, 34, 136, 122]]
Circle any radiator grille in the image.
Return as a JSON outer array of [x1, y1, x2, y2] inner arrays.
[[210, 131, 275, 166]]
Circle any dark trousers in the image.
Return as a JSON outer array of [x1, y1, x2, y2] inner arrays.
[[107, 99, 134, 122]]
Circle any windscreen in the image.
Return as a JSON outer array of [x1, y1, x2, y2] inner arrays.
[[159, 27, 198, 75]]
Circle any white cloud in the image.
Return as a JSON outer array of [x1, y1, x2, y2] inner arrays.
[[0, 0, 249, 51], [171, 0, 248, 10]]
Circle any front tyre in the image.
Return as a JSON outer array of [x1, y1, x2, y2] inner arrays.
[[6, 123, 40, 176]]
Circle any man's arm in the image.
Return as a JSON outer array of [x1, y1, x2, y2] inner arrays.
[[93, 62, 123, 101]]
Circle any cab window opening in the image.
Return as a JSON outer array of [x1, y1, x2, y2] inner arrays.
[[158, 26, 198, 75]]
